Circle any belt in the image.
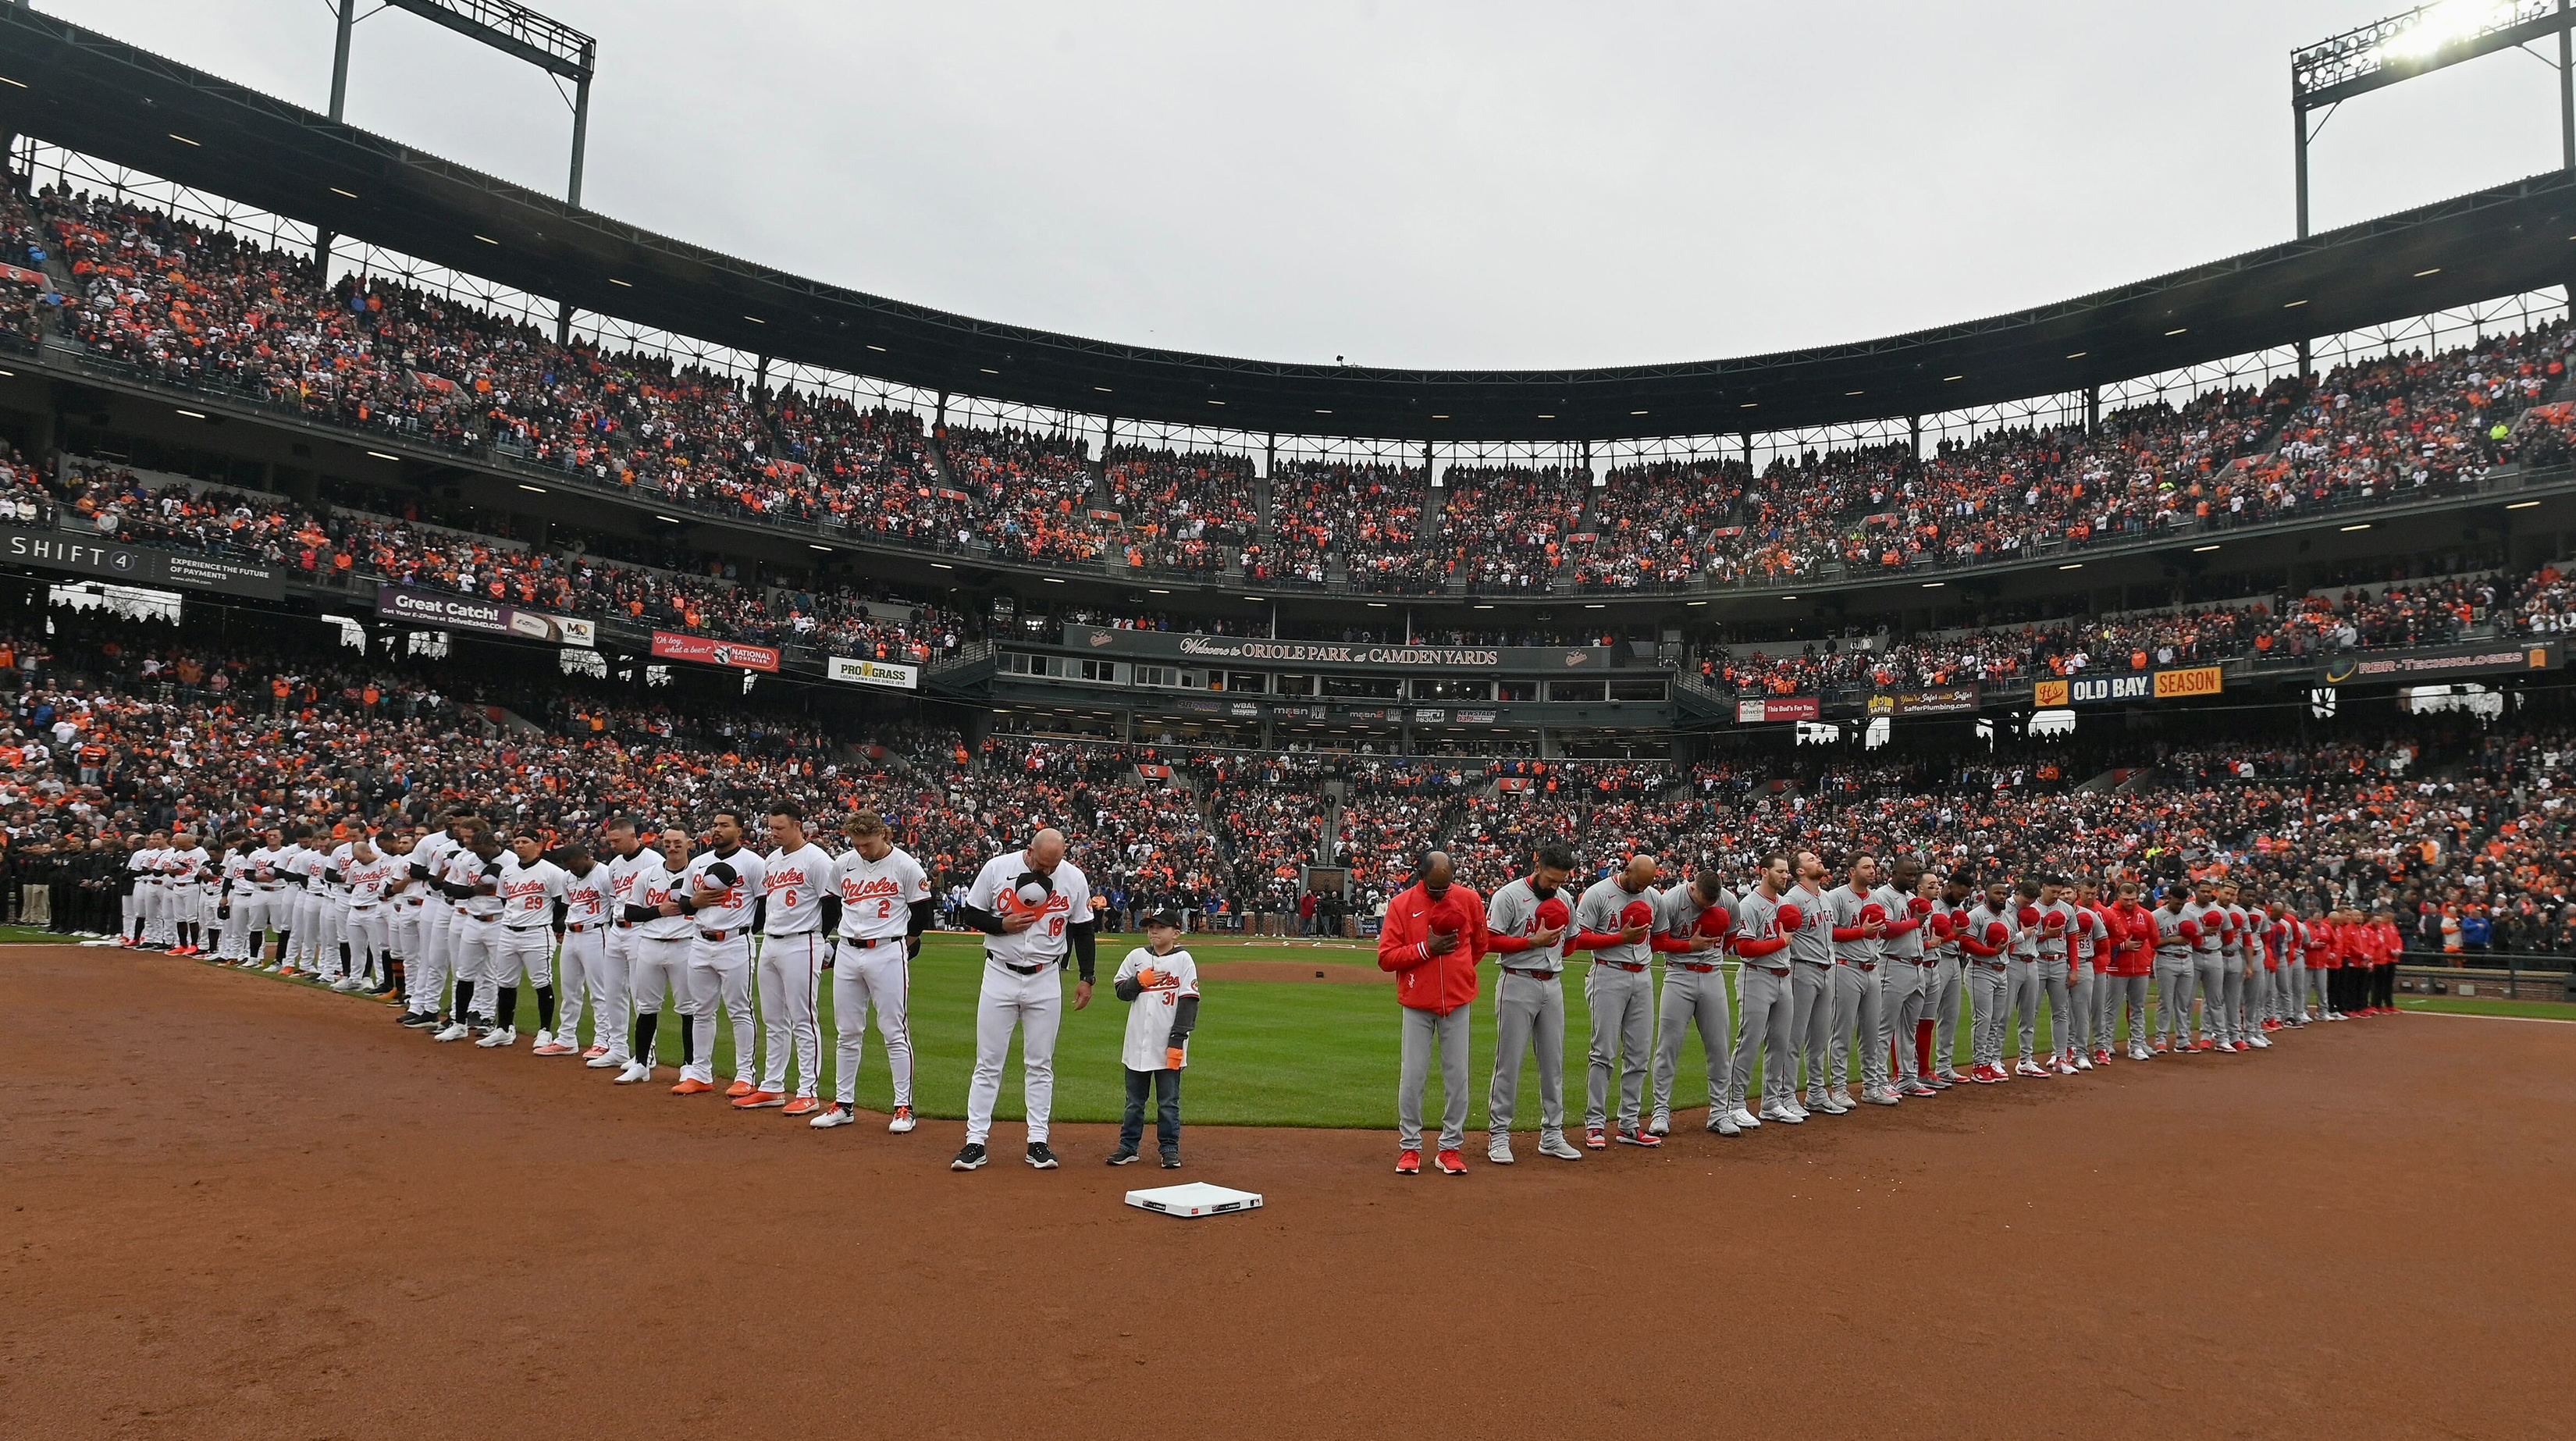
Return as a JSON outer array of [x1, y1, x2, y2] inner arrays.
[[767, 929, 817, 941], [255, 883, 282, 890], [462, 913, 496, 923], [1748, 964, 1790, 977], [504, 923, 551, 933], [617, 920, 635, 929], [1594, 959, 1646, 973], [566, 921, 596, 933], [698, 927, 745, 942], [347, 902, 378, 912], [1909, 957, 1940, 967], [844, 934, 900, 949], [1851, 961, 1878, 972], [1973, 959, 2008, 971], [1669, 961, 1720, 974], [1002, 960, 1048, 976], [1503, 965, 1560, 979]]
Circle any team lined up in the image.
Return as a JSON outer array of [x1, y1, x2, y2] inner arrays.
[[1375, 845, 2402, 1175]]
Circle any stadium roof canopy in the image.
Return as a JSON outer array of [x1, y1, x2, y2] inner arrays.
[[8, 9, 2576, 444]]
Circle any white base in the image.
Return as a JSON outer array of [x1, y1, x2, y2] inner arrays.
[[1123, 1182, 1264, 1218]]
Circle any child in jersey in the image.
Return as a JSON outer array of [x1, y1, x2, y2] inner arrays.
[[1108, 913, 1201, 1169]]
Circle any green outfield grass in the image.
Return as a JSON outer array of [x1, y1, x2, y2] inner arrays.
[[0, 924, 69, 945], [2396, 995, 2576, 1021], [102, 930, 2332, 1130]]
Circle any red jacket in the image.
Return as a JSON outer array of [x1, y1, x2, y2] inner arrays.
[[1377, 880, 1490, 1016]]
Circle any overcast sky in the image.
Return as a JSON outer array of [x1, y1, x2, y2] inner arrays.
[[39, 1, 2575, 370]]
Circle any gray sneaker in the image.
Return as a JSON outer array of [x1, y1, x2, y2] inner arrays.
[[1486, 1136, 1516, 1165], [1536, 1132, 1582, 1161], [1648, 1111, 1670, 1137], [1708, 1111, 1742, 1137]]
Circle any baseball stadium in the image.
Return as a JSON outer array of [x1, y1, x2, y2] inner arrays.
[[2, 2, 2574, 1436]]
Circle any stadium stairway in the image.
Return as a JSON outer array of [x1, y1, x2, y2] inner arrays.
[[1670, 671, 1735, 725]]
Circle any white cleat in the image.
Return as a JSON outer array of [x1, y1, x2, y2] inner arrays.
[[1727, 1107, 1762, 1130], [530, 1030, 555, 1051], [809, 1105, 856, 1130], [1826, 1089, 1856, 1112], [1486, 1137, 1515, 1165], [887, 1105, 917, 1133], [1863, 1086, 1901, 1106], [614, 1062, 653, 1084], [1537, 1133, 1583, 1160], [585, 1051, 631, 1070], [432, 1022, 471, 1043], [329, 977, 367, 992], [1785, 1101, 1813, 1121], [1648, 1112, 1670, 1137], [1759, 1104, 1805, 1125], [475, 1026, 517, 1048]]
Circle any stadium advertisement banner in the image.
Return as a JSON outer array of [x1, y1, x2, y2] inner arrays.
[[2318, 641, 2561, 684], [374, 588, 596, 646], [825, 654, 920, 691], [650, 631, 780, 673], [1737, 696, 1821, 723], [2033, 666, 2224, 706], [1866, 685, 1980, 717], [1064, 623, 1610, 671], [1, 525, 286, 600]]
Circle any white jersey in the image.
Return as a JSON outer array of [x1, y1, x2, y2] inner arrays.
[[385, 845, 425, 907], [496, 856, 567, 929], [130, 847, 164, 887], [560, 863, 610, 927], [447, 849, 505, 920], [684, 848, 767, 933], [165, 846, 211, 888], [292, 845, 332, 893], [603, 847, 654, 924], [220, 849, 257, 898], [328, 841, 358, 899], [1112, 945, 1198, 1071], [834, 845, 930, 942], [343, 852, 400, 906], [247, 845, 287, 887], [632, 858, 695, 940], [409, 833, 459, 912], [761, 842, 838, 936], [965, 849, 1092, 969]]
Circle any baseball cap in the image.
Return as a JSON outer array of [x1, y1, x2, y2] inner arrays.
[[1143, 909, 1183, 930]]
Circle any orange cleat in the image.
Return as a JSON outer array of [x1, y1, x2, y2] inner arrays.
[[582, 1045, 609, 1059], [671, 1077, 718, 1095], [781, 1096, 821, 1117], [724, 1079, 756, 1099], [731, 1090, 785, 1109]]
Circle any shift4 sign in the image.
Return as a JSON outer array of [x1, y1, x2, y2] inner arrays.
[[1, 525, 286, 600]]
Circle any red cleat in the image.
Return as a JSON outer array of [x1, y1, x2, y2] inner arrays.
[[731, 1089, 785, 1109], [1584, 1127, 1608, 1149], [2152, 1037, 2170, 1054], [2194, 1038, 2215, 1052], [671, 1077, 717, 1095], [1395, 1149, 1421, 1175], [1616, 1126, 1660, 1147], [1436, 1149, 1466, 1175], [724, 1079, 756, 1098], [2092, 1048, 2113, 1066]]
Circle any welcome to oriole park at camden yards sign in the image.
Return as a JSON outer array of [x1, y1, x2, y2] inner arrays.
[[2033, 665, 2224, 707]]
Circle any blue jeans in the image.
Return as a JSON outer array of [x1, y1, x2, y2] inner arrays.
[[1120, 1066, 1182, 1155]]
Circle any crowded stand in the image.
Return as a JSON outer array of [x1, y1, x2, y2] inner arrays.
[[1265, 460, 1423, 589], [929, 422, 1104, 564], [1103, 443, 1259, 575], [1577, 456, 1752, 590], [1430, 464, 1589, 590]]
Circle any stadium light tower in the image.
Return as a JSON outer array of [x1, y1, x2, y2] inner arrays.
[[2292, 0, 2576, 238]]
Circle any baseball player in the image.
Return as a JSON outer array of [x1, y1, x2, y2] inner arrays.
[[163, 831, 210, 956], [122, 831, 165, 949], [813, 810, 930, 1132], [475, 833, 566, 1049], [2181, 880, 2227, 1052], [1918, 873, 1973, 1086], [1568, 853, 1663, 1149], [1720, 853, 1800, 1127], [285, 824, 331, 977], [954, 827, 1095, 1172], [614, 827, 699, 1085], [1484, 843, 1578, 1162], [674, 813, 767, 1097], [1107, 911, 1200, 1169], [738, 802, 838, 1114], [1870, 855, 1935, 1098], [2030, 877, 2080, 1074], [2151, 884, 2200, 1054], [333, 832, 400, 994], [2223, 884, 2267, 1051], [381, 827, 423, 1008], [400, 812, 467, 1030], [2003, 878, 2051, 1078], [1377, 849, 1487, 1176], [1822, 854, 1893, 1108], [1649, 866, 1736, 1134], [1959, 879, 2017, 1083], [587, 816, 655, 1068], [2271, 899, 2308, 1029], [212, 833, 256, 965], [2066, 880, 2108, 1068], [535, 843, 611, 1056], [2103, 881, 2154, 1059], [1784, 851, 1835, 1115], [431, 828, 507, 1042], [318, 821, 359, 987]]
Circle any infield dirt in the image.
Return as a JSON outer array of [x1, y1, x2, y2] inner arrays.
[[5, 945, 2571, 1439]]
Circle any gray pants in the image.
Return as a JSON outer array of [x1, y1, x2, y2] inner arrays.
[[2007, 959, 2044, 1062], [2094, 966, 2122, 1051], [2069, 966, 2097, 1055], [1651, 966, 1733, 1121], [1792, 962, 1835, 1101], [1397, 1005, 1471, 1152], [1926, 956, 1964, 1076], [2226, 964, 2252, 1041], [1489, 970, 1567, 1139], [2155, 956, 2197, 1045], [2112, 973, 2152, 1051], [1584, 965, 1653, 1130], [1831, 963, 1887, 1093], [2191, 953, 2226, 1043], [2311, 964, 2332, 1012], [2037, 956, 2073, 1059], [1726, 965, 1796, 1111], [1882, 961, 1928, 1082], [1967, 961, 2010, 1069], [2284, 962, 2307, 1019]]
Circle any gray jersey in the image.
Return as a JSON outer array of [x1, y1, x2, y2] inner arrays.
[[1731, 888, 1790, 964], [1872, 884, 1927, 959], [1821, 882, 1882, 964], [1487, 876, 1571, 972], [1963, 902, 2017, 962], [1784, 881, 1831, 966], [2151, 906, 2195, 960], [1654, 884, 1729, 961], [2222, 904, 2251, 961], [2181, 900, 2224, 957], [2033, 899, 2079, 959], [1574, 877, 1660, 968], [2009, 899, 2043, 959]]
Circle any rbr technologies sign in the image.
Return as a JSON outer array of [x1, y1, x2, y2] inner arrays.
[[2321, 641, 2560, 684]]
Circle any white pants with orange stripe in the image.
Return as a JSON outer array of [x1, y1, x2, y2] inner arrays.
[[966, 960, 1064, 1147], [831, 937, 913, 1108], [555, 925, 607, 1051], [683, 932, 755, 1085], [756, 931, 824, 1098]]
